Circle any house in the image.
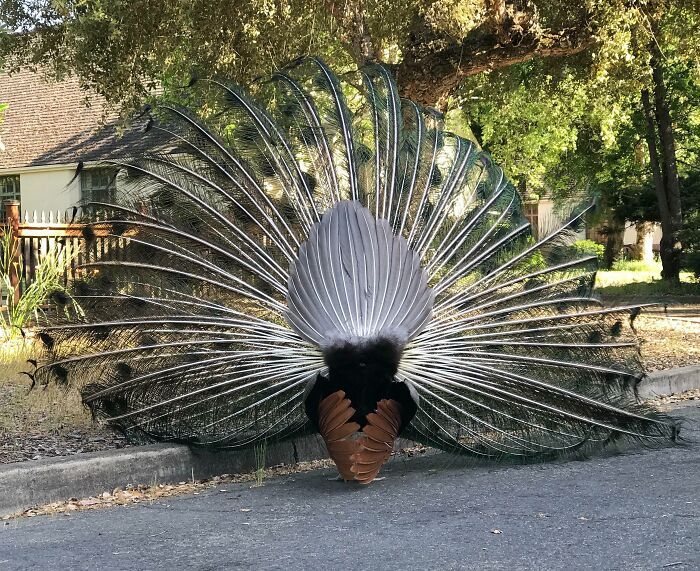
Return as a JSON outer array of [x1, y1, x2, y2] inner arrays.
[[0, 69, 142, 220], [523, 195, 661, 263]]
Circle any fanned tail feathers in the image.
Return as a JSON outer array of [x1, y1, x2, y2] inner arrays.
[[35, 58, 678, 460]]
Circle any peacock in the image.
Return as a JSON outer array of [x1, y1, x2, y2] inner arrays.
[[33, 57, 678, 484]]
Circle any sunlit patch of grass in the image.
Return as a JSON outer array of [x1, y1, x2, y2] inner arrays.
[[595, 270, 700, 299], [597, 256, 697, 292], [0, 334, 36, 364], [595, 270, 697, 287], [610, 258, 662, 273]]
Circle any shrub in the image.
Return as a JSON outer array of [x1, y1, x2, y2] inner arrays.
[[569, 240, 605, 263], [0, 226, 79, 345], [682, 250, 700, 278]]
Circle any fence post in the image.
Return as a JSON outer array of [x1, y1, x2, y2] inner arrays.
[[4, 200, 21, 304]]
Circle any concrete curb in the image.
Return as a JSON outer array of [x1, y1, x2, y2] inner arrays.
[[0, 436, 328, 517], [2, 365, 699, 516], [638, 364, 700, 398]]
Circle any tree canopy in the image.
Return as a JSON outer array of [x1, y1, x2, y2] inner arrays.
[[1, 0, 699, 279], [3, 1, 694, 108]]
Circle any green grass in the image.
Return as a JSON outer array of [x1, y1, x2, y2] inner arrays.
[[0, 228, 81, 350], [610, 258, 663, 273], [253, 441, 267, 487], [594, 255, 700, 299], [596, 267, 700, 299], [596, 270, 696, 288]]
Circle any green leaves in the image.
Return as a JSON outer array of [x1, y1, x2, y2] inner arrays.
[[452, 2, 699, 239]]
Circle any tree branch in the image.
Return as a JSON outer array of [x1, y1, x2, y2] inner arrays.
[[395, 1, 595, 109], [323, 0, 377, 64]]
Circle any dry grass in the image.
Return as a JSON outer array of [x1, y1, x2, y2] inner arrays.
[[0, 352, 92, 435], [0, 341, 124, 463]]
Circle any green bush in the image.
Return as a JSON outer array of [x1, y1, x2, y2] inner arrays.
[[0, 226, 80, 343], [611, 258, 661, 272], [569, 240, 605, 263]]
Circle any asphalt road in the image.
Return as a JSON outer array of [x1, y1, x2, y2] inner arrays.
[[1, 404, 698, 571]]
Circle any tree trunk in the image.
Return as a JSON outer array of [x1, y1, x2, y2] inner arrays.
[[602, 221, 625, 270], [650, 49, 683, 283], [634, 222, 655, 264]]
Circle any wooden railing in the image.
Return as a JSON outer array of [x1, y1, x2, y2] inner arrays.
[[3, 200, 125, 303]]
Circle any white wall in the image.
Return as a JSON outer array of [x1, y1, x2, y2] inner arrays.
[[537, 198, 586, 240], [18, 167, 81, 220], [622, 223, 662, 248]]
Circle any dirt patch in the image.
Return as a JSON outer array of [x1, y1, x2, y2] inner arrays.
[[634, 308, 700, 372], [0, 359, 128, 464]]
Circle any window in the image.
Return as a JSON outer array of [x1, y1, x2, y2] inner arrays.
[[0, 175, 21, 204], [81, 167, 117, 204], [523, 202, 539, 238], [0, 175, 21, 221]]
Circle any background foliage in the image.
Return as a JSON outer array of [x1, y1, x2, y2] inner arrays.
[[1, 0, 699, 276]]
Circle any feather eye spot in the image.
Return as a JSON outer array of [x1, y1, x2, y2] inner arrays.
[[259, 158, 277, 177], [610, 321, 623, 337], [301, 172, 317, 193], [630, 307, 641, 324], [115, 362, 133, 379], [51, 365, 69, 385], [153, 189, 176, 210], [110, 219, 131, 236], [91, 325, 110, 341], [39, 332, 55, 351], [429, 168, 443, 187], [49, 290, 70, 307], [587, 330, 603, 344], [82, 225, 96, 243], [73, 280, 93, 297]]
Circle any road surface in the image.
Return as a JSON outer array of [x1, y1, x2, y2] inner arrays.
[[1, 404, 698, 570]]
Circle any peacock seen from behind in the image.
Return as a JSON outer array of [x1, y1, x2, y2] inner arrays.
[[35, 58, 678, 484]]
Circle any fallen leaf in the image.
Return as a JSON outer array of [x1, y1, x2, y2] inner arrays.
[[78, 498, 100, 506]]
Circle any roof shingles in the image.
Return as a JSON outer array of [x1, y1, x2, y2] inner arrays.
[[0, 70, 140, 170]]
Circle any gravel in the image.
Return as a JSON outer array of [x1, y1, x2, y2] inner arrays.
[[634, 307, 700, 372]]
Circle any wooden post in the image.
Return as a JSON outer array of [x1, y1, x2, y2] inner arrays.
[[4, 200, 21, 305]]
